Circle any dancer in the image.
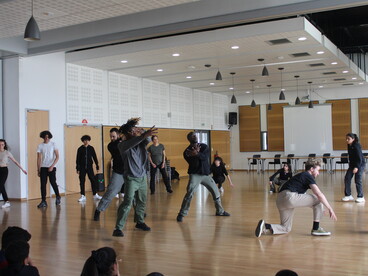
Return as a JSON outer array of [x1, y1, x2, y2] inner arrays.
[[94, 128, 124, 221], [341, 133, 366, 203], [210, 156, 233, 193], [147, 135, 172, 194], [81, 247, 120, 276], [76, 135, 101, 202], [268, 163, 292, 193], [255, 160, 337, 237], [177, 132, 230, 222], [0, 139, 27, 208], [112, 118, 157, 237], [37, 131, 61, 208]]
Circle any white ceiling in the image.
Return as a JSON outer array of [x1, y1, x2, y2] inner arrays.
[[67, 17, 367, 97], [0, 0, 198, 39]]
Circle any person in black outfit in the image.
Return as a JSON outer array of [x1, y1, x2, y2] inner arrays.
[[81, 247, 120, 276], [0, 240, 39, 276], [342, 133, 366, 203], [176, 132, 230, 222], [210, 156, 233, 192], [269, 163, 292, 193], [76, 135, 100, 202]]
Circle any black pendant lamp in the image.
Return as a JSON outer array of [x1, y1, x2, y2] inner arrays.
[[24, 0, 40, 41], [250, 79, 256, 107], [308, 81, 313, 108], [267, 84, 272, 111], [278, 68, 285, 100], [230, 72, 237, 104], [294, 75, 301, 105], [216, 69, 222, 81], [258, 58, 269, 76]]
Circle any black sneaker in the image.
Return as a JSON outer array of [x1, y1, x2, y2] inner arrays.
[[112, 229, 124, 237], [216, 211, 230, 216], [255, 219, 265, 237], [167, 188, 173, 193], [135, 223, 151, 231], [94, 210, 100, 221], [37, 201, 47, 208], [270, 183, 276, 193], [55, 197, 61, 206], [176, 214, 183, 222]]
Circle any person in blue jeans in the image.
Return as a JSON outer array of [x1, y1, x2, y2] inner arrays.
[[342, 133, 366, 203]]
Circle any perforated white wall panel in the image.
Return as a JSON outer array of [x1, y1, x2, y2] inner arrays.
[[169, 85, 193, 129], [193, 89, 212, 130], [212, 93, 229, 130]]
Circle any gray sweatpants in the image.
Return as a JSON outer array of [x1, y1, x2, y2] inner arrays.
[[178, 174, 224, 216], [96, 171, 124, 212], [270, 190, 323, 234]]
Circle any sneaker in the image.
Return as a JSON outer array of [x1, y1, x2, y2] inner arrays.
[[115, 194, 119, 198], [37, 201, 47, 208], [311, 227, 331, 236], [356, 197, 365, 203], [216, 211, 230, 216], [220, 187, 224, 193], [55, 196, 61, 206], [78, 195, 86, 202], [93, 193, 102, 200], [270, 184, 276, 193], [255, 219, 265, 237], [112, 229, 124, 237], [119, 193, 124, 198], [135, 223, 151, 231], [94, 210, 100, 221], [342, 195, 354, 202], [167, 188, 173, 193], [2, 202, 10, 208], [176, 214, 183, 222]]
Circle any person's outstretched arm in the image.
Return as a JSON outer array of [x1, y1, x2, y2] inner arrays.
[[9, 154, 27, 175], [310, 184, 337, 221]]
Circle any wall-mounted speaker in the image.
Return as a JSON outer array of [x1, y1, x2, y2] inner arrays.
[[229, 112, 237, 125]]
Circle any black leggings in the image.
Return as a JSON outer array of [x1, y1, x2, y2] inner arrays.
[[213, 176, 225, 189], [40, 167, 60, 201], [0, 167, 9, 201], [79, 167, 97, 195]]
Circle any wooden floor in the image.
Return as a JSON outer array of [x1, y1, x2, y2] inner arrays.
[[1, 171, 368, 276]]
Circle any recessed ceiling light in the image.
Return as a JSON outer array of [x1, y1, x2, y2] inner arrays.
[[278, 56, 284, 60], [156, 69, 163, 72], [120, 60, 128, 63], [359, 82, 364, 85], [245, 91, 250, 94], [331, 62, 338, 65], [319, 85, 324, 88], [187, 65, 196, 69], [317, 51, 325, 55], [172, 53, 180, 57], [209, 82, 215, 85], [231, 46, 239, 49], [342, 70, 349, 73], [298, 37, 307, 41], [352, 77, 357, 80], [229, 87, 234, 90], [186, 76, 192, 79]]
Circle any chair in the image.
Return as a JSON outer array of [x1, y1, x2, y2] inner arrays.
[[322, 153, 331, 171], [268, 154, 281, 171], [248, 154, 261, 172], [282, 154, 294, 165], [303, 153, 316, 169], [335, 153, 349, 171]]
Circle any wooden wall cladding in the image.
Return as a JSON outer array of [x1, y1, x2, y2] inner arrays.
[[267, 103, 285, 151], [239, 105, 261, 152], [359, 98, 368, 149], [210, 130, 231, 169]]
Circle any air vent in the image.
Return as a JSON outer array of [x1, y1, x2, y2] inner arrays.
[[323, 72, 336, 75], [290, 52, 310, 57], [267, 38, 292, 45], [342, 83, 354, 86], [334, 78, 346, 81], [309, 63, 325, 67]]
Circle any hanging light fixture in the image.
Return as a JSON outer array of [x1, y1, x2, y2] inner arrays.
[[216, 69, 222, 81], [24, 0, 41, 41], [278, 68, 285, 100], [294, 75, 301, 105], [267, 84, 272, 111], [230, 72, 237, 104], [308, 81, 313, 108], [250, 79, 256, 107], [258, 58, 269, 76]]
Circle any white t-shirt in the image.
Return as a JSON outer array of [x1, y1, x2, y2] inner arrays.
[[37, 141, 58, 168], [0, 150, 13, 167]]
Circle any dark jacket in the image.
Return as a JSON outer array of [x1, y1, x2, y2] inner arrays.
[[183, 143, 210, 175], [0, 264, 40, 276], [108, 140, 124, 174], [269, 169, 293, 181], [348, 142, 365, 169], [76, 145, 99, 171]]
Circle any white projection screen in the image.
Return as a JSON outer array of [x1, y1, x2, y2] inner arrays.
[[283, 104, 332, 156]]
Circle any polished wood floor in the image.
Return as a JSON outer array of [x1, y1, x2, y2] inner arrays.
[[1, 171, 368, 276]]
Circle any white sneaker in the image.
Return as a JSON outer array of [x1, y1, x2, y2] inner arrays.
[[2, 201, 10, 208], [93, 193, 102, 200], [311, 227, 331, 236], [119, 193, 124, 198], [78, 195, 86, 202], [342, 195, 354, 202], [115, 194, 119, 198], [220, 187, 224, 193], [356, 197, 365, 203]]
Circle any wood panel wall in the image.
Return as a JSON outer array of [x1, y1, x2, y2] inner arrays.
[[326, 99, 351, 150], [239, 105, 261, 152], [267, 103, 285, 151], [359, 98, 368, 149], [210, 130, 231, 169]]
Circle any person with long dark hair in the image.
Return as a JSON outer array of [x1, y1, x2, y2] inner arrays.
[[210, 156, 233, 193], [0, 139, 27, 208], [81, 247, 120, 276], [342, 133, 366, 203], [269, 163, 292, 193]]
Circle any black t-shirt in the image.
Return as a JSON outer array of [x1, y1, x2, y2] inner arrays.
[[210, 164, 228, 178], [269, 169, 292, 181], [183, 143, 210, 175], [0, 265, 40, 276], [279, 171, 316, 194], [108, 140, 124, 174]]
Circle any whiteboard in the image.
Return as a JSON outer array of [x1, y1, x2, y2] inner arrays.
[[283, 104, 332, 156]]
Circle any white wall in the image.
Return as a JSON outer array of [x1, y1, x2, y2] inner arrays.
[[230, 84, 368, 170]]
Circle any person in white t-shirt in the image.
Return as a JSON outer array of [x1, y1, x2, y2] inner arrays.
[[36, 131, 61, 208], [0, 139, 27, 208]]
